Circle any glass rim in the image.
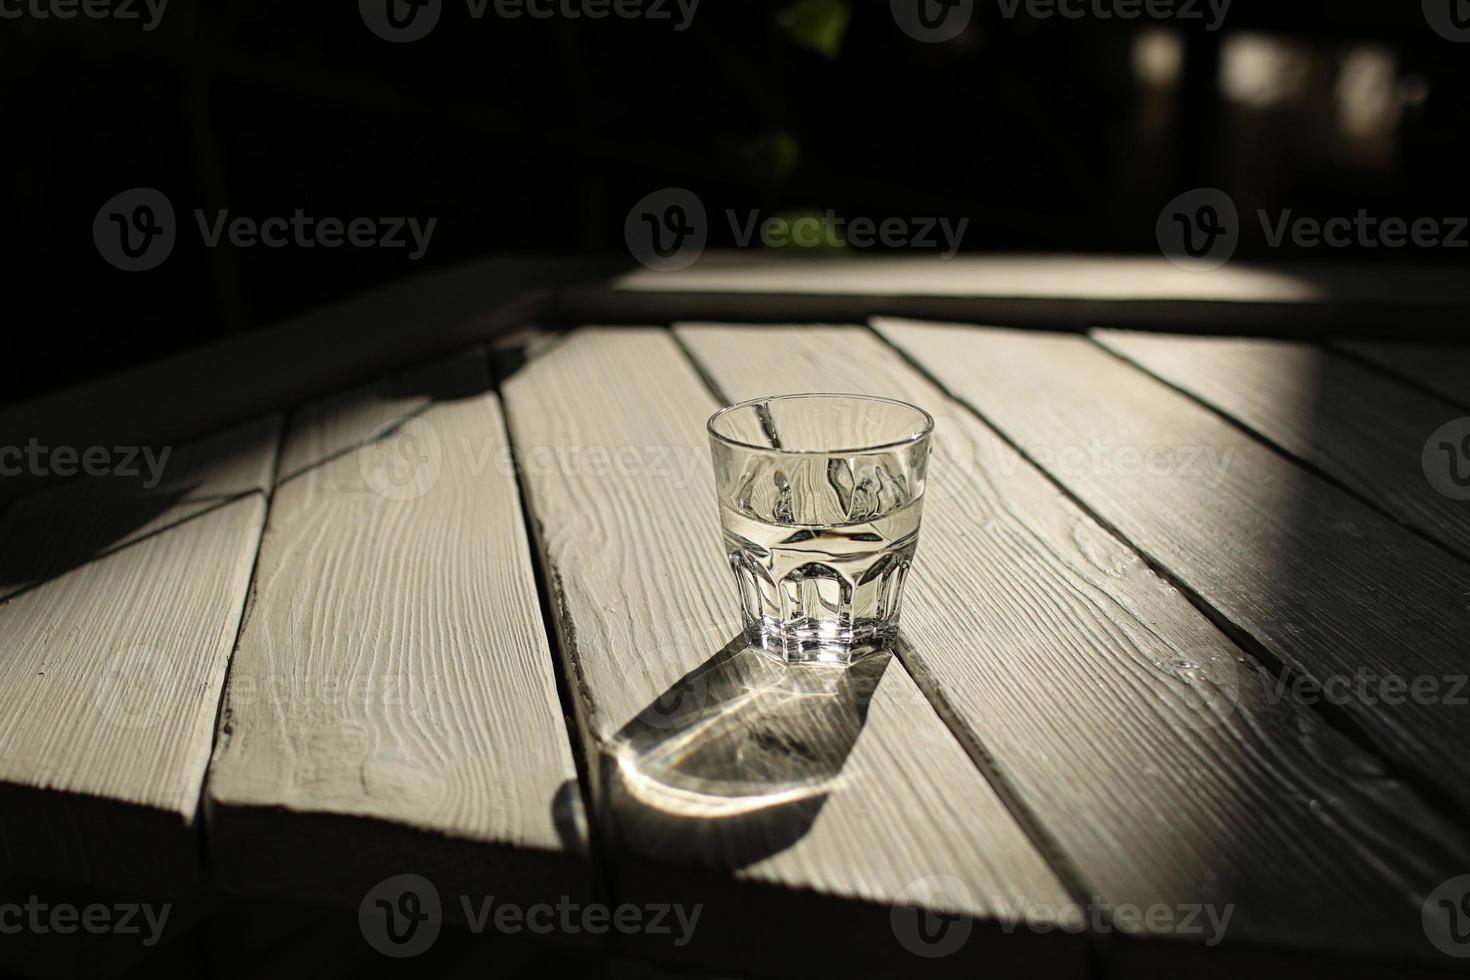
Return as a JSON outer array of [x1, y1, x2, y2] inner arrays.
[[706, 393, 936, 456]]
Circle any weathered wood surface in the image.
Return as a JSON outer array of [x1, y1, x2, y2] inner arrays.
[[874, 318, 1470, 822], [0, 418, 279, 894], [1337, 341, 1470, 410], [499, 328, 1082, 979], [677, 323, 1470, 974], [1093, 330, 1470, 560], [205, 351, 587, 910]]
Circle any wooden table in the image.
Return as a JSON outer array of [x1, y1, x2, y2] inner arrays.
[[2, 255, 1469, 979]]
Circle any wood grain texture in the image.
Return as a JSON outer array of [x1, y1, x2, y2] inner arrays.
[[1337, 341, 1470, 410], [874, 318, 1470, 821], [1093, 330, 1470, 561], [0, 420, 278, 894], [677, 323, 1470, 974], [206, 350, 587, 910], [500, 328, 1082, 979]]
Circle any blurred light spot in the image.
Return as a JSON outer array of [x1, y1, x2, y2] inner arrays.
[[1221, 33, 1309, 108], [777, 0, 850, 60], [1336, 44, 1400, 140], [1132, 28, 1183, 89]]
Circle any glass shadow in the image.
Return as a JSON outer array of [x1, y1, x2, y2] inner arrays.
[[602, 634, 891, 870]]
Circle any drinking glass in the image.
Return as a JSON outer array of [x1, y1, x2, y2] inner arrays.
[[707, 394, 934, 665]]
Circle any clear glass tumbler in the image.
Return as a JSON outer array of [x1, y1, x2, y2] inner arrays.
[[707, 393, 934, 665]]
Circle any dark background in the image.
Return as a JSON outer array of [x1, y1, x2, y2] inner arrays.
[[3, 0, 1467, 404]]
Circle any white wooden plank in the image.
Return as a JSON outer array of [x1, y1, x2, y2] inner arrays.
[[1093, 330, 1470, 560], [0, 419, 279, 894], [678, 323, 1470, 974], [874, 317, 1470, 823], [500, 328, 1083, 979], [205, 351, 587, 910]]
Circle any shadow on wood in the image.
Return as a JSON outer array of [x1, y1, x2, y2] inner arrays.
[[602, 635, 888, 871]]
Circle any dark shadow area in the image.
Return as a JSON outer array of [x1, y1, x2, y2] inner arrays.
[[0, 415, 280, 598], [601, 633, 889, 870], [6, 1, 1470, 401]]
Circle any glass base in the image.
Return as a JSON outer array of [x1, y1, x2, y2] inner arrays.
[[743, 617, 896, 666]]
